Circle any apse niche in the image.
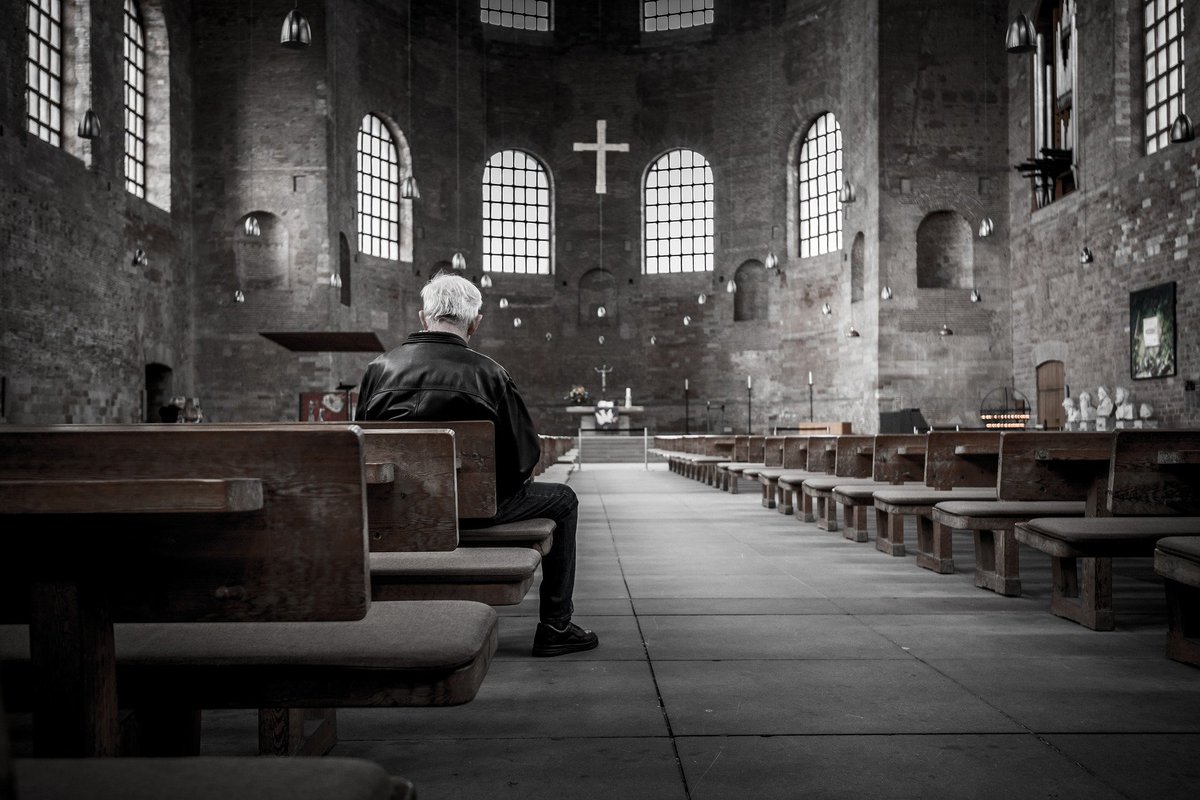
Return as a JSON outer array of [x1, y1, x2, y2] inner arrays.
[[733, 259, 767, 322], [916, 211, 973, 289], [233, 212, 291, 290]]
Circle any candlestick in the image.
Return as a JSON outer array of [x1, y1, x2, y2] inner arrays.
[[808, 371, 813, 386], [747, 375, 752, 389]]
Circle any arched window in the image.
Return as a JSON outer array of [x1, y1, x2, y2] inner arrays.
[[798, 112, 843, 258], [123, 0, 147, 198], [850, 232, 865, 302], [643, 0, 713, 31], [357, 114, 400, 261], [480, 0, 552, 31], [26, 0, 63, 146], [1145, 0, 1186, 155], [482, 150, 553, 275], [643, 149, 714, 274]]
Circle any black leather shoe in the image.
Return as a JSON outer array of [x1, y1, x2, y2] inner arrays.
[[532, 622, 599, 657]]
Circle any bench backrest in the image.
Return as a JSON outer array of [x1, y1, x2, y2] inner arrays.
[[923, 431, 1001, 489], [0, 425, 370, 623], [872, 434, 929, 484], [806, 436, 837, 473], [997, 431, 1113, 513], [763, 436, 785, 468], [360, 428, 459, 551], [1108, 429, 1200, 515], [354, 420, 497, 519], [781, 436, 810, 469], [834, 435, 875, 478]]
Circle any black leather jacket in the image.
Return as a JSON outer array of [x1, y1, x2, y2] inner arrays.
[[354, 331, 541, 503]]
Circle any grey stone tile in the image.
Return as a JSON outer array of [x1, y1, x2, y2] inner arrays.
[[654, 659, 1022, 735], [334, 736, 687, 800], [638, 614, 908, 660], [1043, 733, 1200, 798], [631, 597, 842, 615], [494, 613, 646, 661], [676, 734, 1127, 800], [926, 656, 1200, 732], [337, 659, 668, 739]]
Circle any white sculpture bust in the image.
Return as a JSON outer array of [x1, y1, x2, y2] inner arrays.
[[1061, 397, 1079, 425], [1139, 402, 1154, 420], [1077, 391, 1095, 422], [1115, 386, 1135, 420], [1095, 386, 1114, 418]]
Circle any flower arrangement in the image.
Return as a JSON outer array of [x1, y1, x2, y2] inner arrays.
[[564, 385, 592, 404]]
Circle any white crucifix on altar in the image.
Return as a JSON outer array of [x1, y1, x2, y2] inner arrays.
[[573, 120, 629, 195]]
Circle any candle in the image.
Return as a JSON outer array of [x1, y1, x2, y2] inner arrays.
[[747, 376, 752, 389], [625, 387, 632, 407], [685, 378, 689, 391], [808, 371, 813, 386]]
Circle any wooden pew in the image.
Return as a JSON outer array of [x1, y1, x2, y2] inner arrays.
[[1154, 536, 1200, 666], [756, 436, 809, 511], [0, 425, 497, 759], [741, 436, 784, 503], [801, 435, 876, 532], [926, 431, 1084, 594], [871, 431, 1000, 559], [831, 433, 928, 542], [714, 435, 766, 493], [1015, 430, 1200, 630], [778, 436, 837, 523]]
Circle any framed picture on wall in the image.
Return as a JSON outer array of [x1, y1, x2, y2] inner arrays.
[[1129, 281, 1177, 380]]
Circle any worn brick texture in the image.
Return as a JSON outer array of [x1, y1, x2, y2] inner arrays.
[[1, 0, 1194, 433]]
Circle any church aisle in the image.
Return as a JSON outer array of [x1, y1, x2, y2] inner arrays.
[[201, 464, 1200, 799]]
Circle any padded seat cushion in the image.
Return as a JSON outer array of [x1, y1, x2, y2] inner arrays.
[[371, 549, 540, 580], [874, 487, 997, 506], [804, 477, 876, 493], [934, 500, 1085, 518], [1155, 535, 1200, 589], [778, 471, 821, 486], [1156, 535, 1200, 561], [0, 601, 498, 709], [14, 757, 405, 800], [833, 482, 921, 500], [757, 468, 787, 480], [1016, 517, 1200, 558]]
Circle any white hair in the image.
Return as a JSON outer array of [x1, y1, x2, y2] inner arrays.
[[421, 273, 482, 327]]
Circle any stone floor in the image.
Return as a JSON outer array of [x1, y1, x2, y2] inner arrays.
[[199, 463, 1200, 799]]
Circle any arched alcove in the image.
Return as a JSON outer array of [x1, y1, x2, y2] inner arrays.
[[140, 0, 172, 211], [339, 232, 352, 306], [145, 362, 173, 422], [916, 211, 973, 289], [850, 232, 865, 302], [233, 212, 290, 290], [734, 259, 767, 322], [579, 269, 617, 326]]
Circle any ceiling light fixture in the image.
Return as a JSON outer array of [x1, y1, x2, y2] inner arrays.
[[280, 2, 312, 49]]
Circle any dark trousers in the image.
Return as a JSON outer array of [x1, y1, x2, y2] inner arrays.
[[483, 481, 578, 626]]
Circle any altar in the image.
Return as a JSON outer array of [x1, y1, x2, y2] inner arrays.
[[566, 404, 646, 432]]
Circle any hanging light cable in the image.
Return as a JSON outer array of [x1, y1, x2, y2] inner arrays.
[[451, 1, 465, 270], [401, 0, 419, 200], [763, 0, 778, 273]]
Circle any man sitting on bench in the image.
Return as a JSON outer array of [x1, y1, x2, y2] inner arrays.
[[355, 273, 599, 658]]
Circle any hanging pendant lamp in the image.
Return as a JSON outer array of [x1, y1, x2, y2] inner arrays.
[[401, 175, 421, 199], [244, 215, 261, 237], [512, 317, 522, 328], [880, 286, 894, 300], [970, 288, 982, 303], [838, 181, 857, 204], [281, 3, 312, 49], [821, 302, 832, 316], [1170, 112, 1196, 144], [597, 305, 607, 318], [846, 326, 860, 338], [451, 252, 467, 271], [726, 279, 737, 293], [498, 297, 509, 309], [1005, 13, 1037, 54], [78, 108, 101, 139], [939, 323, 954, 336], [764, 251, 779, 271], [234, 289, 246, 303], [480, 274, 493, 288], [1079, 246, 1094, 264], [978, 217, 994, 238]]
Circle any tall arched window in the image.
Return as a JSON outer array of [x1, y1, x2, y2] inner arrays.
[[482, 150, 553, 275], [480, 0, 552, 31], [26, 0, 63, 147], [356, 114, 400, 261], [798, 112, 843, 258], [643, 149, 714, 274], [123, 0, 147, 198], [643, 0, 713, 31], [1145, 0, 1186, 154]]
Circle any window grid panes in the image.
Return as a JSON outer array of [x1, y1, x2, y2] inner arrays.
[[356, 115, 400, 261], [480, 0, 551, 31], [482, 150, 552, 275], [123, 0, 147, 198], [643, 0, 713, 31], [1144, 0, 1185, 154], [798, 112, 844, 259], [26, 0, 63, 147], [643, 149, 715, 275]]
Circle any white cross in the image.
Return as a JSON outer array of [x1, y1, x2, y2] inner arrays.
[[573, 120, 629, 195]]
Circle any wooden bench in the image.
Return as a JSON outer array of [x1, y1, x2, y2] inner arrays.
[[801, 435, 876, 532], [778, 436, 837, 522], [714, 435, 766, 493], [757, 437, 811, 513], [741, 436, 784, 503], [0, 425, 497, 758], [657, 435, 735, 484], [830, 433, 927, 542], [917, 431, 1082, 592], [1154, 536, 1200, 666], [1015, 430, 1200, 630]]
